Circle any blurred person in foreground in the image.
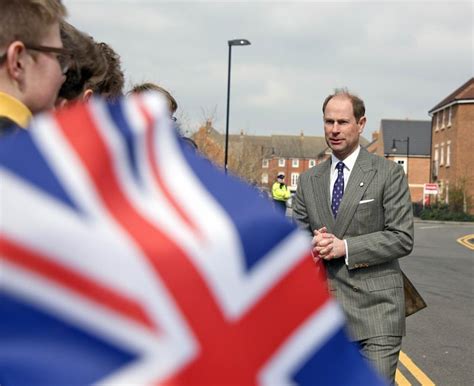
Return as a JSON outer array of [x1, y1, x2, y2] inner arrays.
[[0, 0, 69, 134], [293, 88, 414, 384], [57, 22, 124, 106]]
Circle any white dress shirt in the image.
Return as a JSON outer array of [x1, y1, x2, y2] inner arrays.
[[329, 145, 361, 265]]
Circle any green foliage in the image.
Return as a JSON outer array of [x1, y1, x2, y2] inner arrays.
[[419, 203, 474, 222], [448, 178, 472, 213]]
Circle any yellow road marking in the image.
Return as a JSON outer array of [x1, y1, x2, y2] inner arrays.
[[395, 368, 411, 386], [457, 234, 474, 250], [399, 351, 435, 386]]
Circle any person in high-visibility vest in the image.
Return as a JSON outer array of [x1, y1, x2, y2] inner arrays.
[[272, 173, 291, 213]]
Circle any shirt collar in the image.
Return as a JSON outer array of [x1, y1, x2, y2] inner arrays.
[[331, 145, 361, 172], [0, 92, 32, 128]]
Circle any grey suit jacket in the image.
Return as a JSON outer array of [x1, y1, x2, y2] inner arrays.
[[293, 147, 414, 341]]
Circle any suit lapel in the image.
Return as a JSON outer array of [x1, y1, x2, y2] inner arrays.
[[311, 159, 335, 231], [334, 149, 376, 238]]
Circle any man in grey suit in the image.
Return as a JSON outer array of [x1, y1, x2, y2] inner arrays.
[[293, 89, 414, 383]]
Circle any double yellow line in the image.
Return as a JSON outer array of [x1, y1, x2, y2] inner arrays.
[[395, 351, 435, 385], [457, 234, 474, 250]]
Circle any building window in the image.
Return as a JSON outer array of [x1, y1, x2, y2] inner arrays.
[[435, 113, 439, 131], [441, 109, 445, 129], [446, 141, 451, 167], [292, 159, 299, 168], [394, 158, 407, 174], [308, 159, 316, 168], [447, 106, 452, 127], [262, 159, 269, 168], [434, 145, 439, 163], [291, 173, 299, 188], [278, 158, 285, 167], [261, 173, 268, 184], [440, 143, 444, 166]]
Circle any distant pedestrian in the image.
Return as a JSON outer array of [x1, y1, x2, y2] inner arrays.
[[272, 173, 291, 213]]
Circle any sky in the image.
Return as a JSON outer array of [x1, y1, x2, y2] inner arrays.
[[64, 0, 473, 140]]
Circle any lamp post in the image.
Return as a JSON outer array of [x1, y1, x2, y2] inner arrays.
[[224, 38, 251, 174], [391, 136, 410, 178]]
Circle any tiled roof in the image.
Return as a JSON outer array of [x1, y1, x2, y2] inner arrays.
[[429, 77, 474, 113], [381, 119, 431, 156]]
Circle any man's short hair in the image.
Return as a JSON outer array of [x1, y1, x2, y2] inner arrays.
[[58, 22, 108, 101], [0, 0, 66, 50], [87, 42, 124, 100], [129, 82, 178, 114], [322, 88, 366, 121]]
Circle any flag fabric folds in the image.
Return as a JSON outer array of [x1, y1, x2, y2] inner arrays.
[[0, 93, 385, 385]]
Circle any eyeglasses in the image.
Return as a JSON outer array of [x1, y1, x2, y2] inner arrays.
[[24, 43, 74, 75], [0, 43, 73, 75]]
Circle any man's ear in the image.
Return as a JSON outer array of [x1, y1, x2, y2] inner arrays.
[[6, 42, 28, 83], [82, 89, 93, 101], [358, 116, 367, 133]]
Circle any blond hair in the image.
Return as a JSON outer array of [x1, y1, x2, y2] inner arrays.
[[0, 0, 67, 49]]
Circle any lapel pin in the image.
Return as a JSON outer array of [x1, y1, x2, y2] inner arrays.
[[360, 182, 364, 187]]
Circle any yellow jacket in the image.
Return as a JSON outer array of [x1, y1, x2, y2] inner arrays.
[[272, 181, 291, 201]]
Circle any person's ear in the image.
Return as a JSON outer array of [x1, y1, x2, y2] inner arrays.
[[82, 89, 93, 101], [358, 116, 367, 133], [5, 41, 28, 84], [55, 98, 69, 109]]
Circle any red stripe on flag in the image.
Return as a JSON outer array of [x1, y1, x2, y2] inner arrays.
[[0, 235, 156, 331], [138, 100, 202, 239]]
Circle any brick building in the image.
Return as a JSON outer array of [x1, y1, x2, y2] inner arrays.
[[193, 122, 369, 192], [429, 77, 474, 213], [367, 120, 432, 202]]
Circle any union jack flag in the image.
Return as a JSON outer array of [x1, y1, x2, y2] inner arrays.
[[0, 94, 384, 385]]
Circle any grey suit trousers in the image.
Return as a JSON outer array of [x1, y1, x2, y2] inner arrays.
[[359, 336, 402, 385]]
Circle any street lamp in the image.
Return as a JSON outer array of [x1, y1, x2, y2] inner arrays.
[[224, 38, 251, 174], [392, 136, 410, 178]]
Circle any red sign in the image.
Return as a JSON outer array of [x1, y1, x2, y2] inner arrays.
[[424, 183, 439, 195]]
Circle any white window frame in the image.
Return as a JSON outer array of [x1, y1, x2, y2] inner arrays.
[[292, 159, 299, 168], [447, 106, 452, 127], [446, 141, 451, 167], [435, 113, 439, 131], [291, 172, 299, 188], [440, 142, 444, 166], [308, 159, 316, 168], [261, 173, 268, 184], [262, 159, 269, 168], [441, 109, 445, 129], [278, 158, 285, 167]]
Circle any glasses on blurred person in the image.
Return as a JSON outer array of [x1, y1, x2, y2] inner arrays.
[[24, 43, 74, 75], [0, 43, 73, 75]]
